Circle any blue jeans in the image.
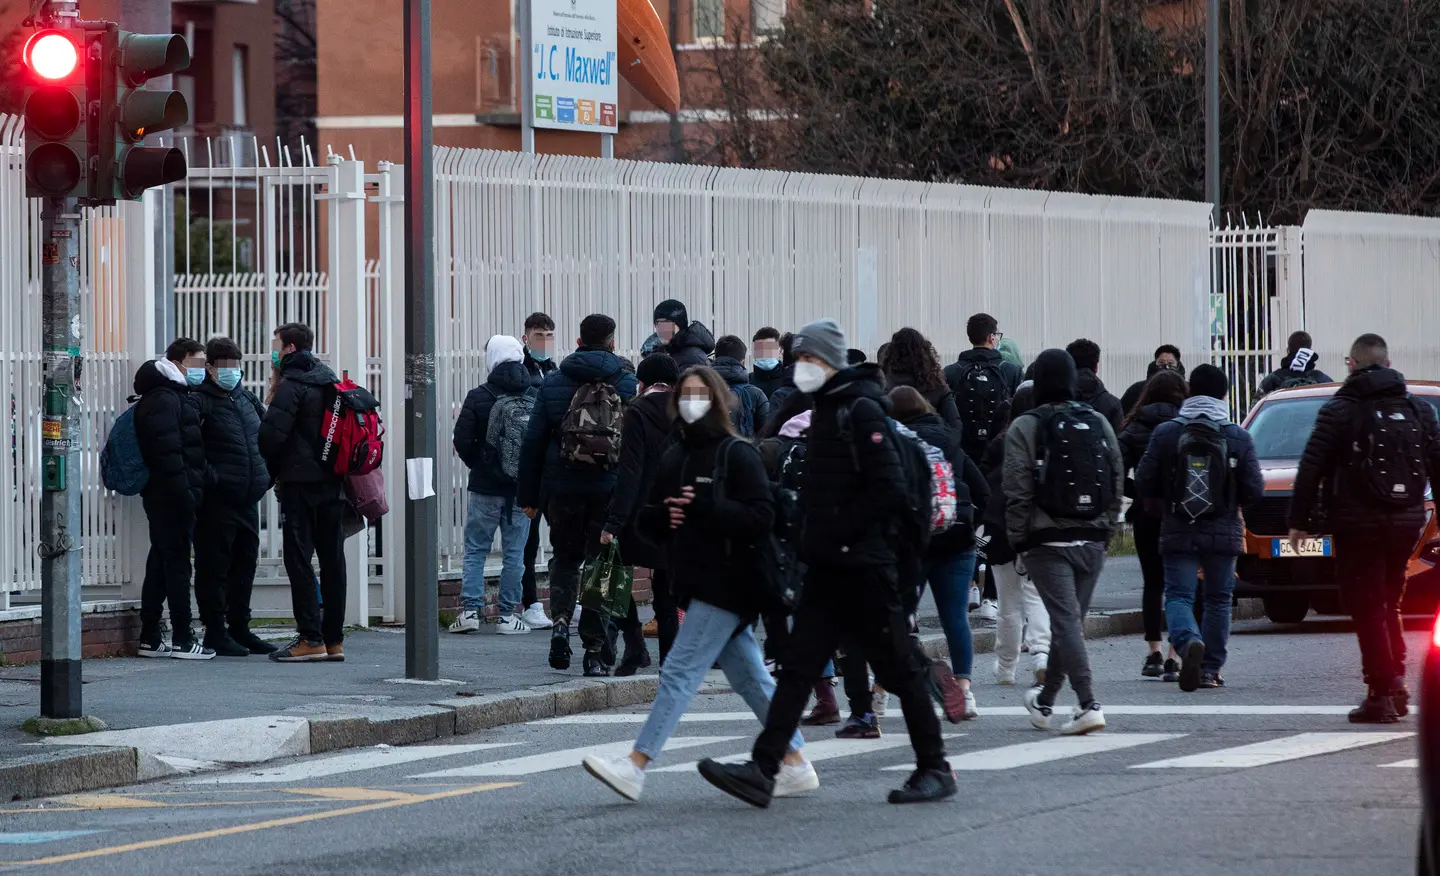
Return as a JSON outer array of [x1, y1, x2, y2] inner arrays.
[[634, 600, 805, 761], [1163, 552, 1237, 673], [461, 493, 530, 615], [927, 550, 977, 679]]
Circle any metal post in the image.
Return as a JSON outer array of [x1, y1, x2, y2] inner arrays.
[[601, 134, 614, 159], [520, 0, 535, 154], [39, 196, 83, 719], [403, 0, 439, 679], [1205, 0, 1220, 227]]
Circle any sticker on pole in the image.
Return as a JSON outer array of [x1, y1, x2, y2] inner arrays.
[[531, 0, 618, 134]]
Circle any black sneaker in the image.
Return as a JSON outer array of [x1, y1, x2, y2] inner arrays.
[[549, 624, 572, 671], [887, 768, 958, 804], [1178, 640, 1205, 692], [697, 759, 774, 809], [231, 629, 279, 656], [137, 638, 171, 658], [1142, 652, 1164, 678], [170, 638, 217, 661], [614, 644, 652, 678], [1199, 672, 1225, 689], [1161, 658, 1180, 683], [203, 629, 250, 658], [1349, 692, 1399, 724], [583, 652, 611, 677], [835, 715, 881, 740]]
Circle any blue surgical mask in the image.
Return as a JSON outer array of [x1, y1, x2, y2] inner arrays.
[[754, 357, 780, 371], [216, 367, 243, 391], [271, 349, 282, 369], [185, 367, 206, 387], [530, 349, 550, 362]]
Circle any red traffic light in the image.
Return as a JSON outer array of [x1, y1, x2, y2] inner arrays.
[[24, 31, 80, 81]]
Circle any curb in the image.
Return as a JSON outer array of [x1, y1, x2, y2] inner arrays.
[[2, 600, 1265, 802]]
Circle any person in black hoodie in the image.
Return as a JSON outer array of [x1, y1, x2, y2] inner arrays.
[[749, 326, 786, 398], [518, 312, 558, 629], [712, 334, 771, 437], [1258, 330, 1334, 397], [1288, 334, 1440, 723], [603, 353, 682, 673], [884, 327, 961, 430], [1065, 338, 1125, 432], [134, 338, 211, 659], [259, 322, 348, 664], [1119, 345, 1185, 415], [698, 319, 954, 807], [652, 298, 715, 370], [946, 313, 1023, 464], [192, 336, 275, 658]]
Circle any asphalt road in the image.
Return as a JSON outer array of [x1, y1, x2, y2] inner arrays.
[[0, 615, 1424, 876]]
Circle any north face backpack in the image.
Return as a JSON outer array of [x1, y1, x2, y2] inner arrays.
[[1353, 395, 1429, 508], [1166, 416, 1235, 522], [1030, 403, 1117, 521], [835, 403, 934, 555], [890, 420, 959, 535], [560, 379, 624, 470], [320, 374, 385, 476], [484, 387, 537, 481], [100, 401, 148, 496], [955, 361, 1010, 448]]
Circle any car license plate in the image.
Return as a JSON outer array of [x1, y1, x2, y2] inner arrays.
[[1272, 537, 1331, 558]]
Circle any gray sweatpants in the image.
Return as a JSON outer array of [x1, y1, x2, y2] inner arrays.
[[1024, 542, 1107, 709]]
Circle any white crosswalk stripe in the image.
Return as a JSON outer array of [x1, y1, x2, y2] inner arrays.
[[1381, 759, 1419, 768], [649, 734, 967, 774], [882, 733, 1184, 772], [409, 737, 742, 778], [189, 743, 525, 785], [1131, 732, 1414, 769], [534, 704, 1360, 725]]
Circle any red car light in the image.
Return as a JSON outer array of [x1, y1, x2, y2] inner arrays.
[[1432, 609, 1440, 650]]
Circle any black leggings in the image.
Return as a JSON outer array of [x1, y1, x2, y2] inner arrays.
[[1135, 515, 1205, 644]]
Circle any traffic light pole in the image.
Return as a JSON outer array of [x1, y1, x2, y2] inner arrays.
[[38, 194, 83, 719]]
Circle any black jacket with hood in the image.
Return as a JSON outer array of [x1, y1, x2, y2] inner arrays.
[[979, 383, 1035, 566], [1075, 369, 1125, 433], [1121, 361, 1187, 416], [133, 359, 206, 514], [1118, 401, 1181, 521], [605, 388, 678, 570], [897, 411, 988, 556], [259, 351, 341, 486], [886, 371, 962, 431], [945, 348, 1023, 397], [1259, 349, 1334, 396], [712, 356, 771, 436], [666, 321, 715, 370], [751, 362, 787, 399], [523, 349, 557, 389], [194, 378, 269, 506], [453, 359, 534, 497]]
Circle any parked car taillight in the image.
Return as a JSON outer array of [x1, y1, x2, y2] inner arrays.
[[1431, 608, 1440, 650]]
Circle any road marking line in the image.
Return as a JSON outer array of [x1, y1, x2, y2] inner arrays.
[[51, 794, 166, 810], [0, 832, 105, 845], [882, 733, 1184, 771], [410, 737, 742, 778], [535, 704, 1361, 725], [1131, 732, 1414, 769], [1381, 759, 1419, 768], [188, 743, 524, 785], [281, 788, 421, 801], [648, 734, 965, 773], [0, 783, 518, 867]]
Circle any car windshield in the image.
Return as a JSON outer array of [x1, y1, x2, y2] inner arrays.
[[1247, 394, 1440, 459]]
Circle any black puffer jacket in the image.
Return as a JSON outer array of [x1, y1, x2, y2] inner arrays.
[[453, 360, 534, 497], [1118, 402, 1181, 521], [604, 389, 677, 570], [1289, 366, 1440, 534], [1075, 369, 1125, 432], [195, 379, 269, 505], [801, 364, 908, 568], [897, 411, 988, 556], [259, 351, 341, 485], [666, 322, 715, 370], [751, 364, 786, 399], [1260, 349, 1333, 396], [132, 360, 206, 514], [639, 429, 775, 622], [886, 371, 962, 431], [523, 350, 557, 389], [712, 356, 771, 437]]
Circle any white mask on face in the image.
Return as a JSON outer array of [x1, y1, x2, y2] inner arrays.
[[793, 361, 828, 393], [678, 397, 712, 424]]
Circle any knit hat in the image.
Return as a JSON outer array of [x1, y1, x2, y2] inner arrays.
[[997, 338, 1024, 369], [1188, 363, 1230, 400], [653, 299, 689, 331], [791, 319, 849, 371], [485, 334, 524, 373], [637, 351, 679, 388], [1031, 349, 1078, 405]]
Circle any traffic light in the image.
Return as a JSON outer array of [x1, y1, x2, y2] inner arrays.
[[96, 26, 190, 202], [20, 28, 90, 198]]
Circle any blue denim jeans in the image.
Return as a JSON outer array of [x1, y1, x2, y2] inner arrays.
[[461, 492, 530, 615], [634, 599, 805, 761], [1163, 552, 1237, 673], [926, 550, 977, 679]]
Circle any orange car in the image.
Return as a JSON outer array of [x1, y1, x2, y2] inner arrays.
[[1236, 380, 1440, 624]]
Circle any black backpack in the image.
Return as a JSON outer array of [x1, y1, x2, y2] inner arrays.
[[836, 403, 934, 557], [954, 361, 1010, 448], [1166, 417, 1235, 521], [1029, 403, 1117, 521], [1280, 373, 1322, 390], [1352, 395, 1429, 508], [714, 438, 804, 612]]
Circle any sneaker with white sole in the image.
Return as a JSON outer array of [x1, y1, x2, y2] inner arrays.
[[582, 754, 645, 802], [871, 687, 888, 717], [521, 603, 553, 630], [170, 639, 215, 661], [773, 759, 820, 798], [973, 599, 999, 623], [1023, 686, 1053, 730], [137, 639, 171, 658], [1061, 703, 1106, 735], [1031, 651, 1048, 686], [968, 585, 981, 612], [448, 609, 481, 634], [496, 613, 533, 635], [995, 659, 1016, 686], [964, 689, 979, 719]]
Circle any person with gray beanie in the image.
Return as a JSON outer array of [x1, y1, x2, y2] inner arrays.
[[652, 299, 715, 369]]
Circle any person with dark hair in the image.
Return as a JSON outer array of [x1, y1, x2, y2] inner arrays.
[[1064, 338, 1125, 432], [192, 336, 275, 658], [517, 312, 558, 630], [1259, 330, 1334, 396], [1137, 364, 1264, 692], [883, 327, 961, 430], [846, 349, 867, 366], [1120, 344, 1186, 414], [653, 299, 715, 369], [945, 313, 1023, 465], [134, 337, 211, 659], [750, 327, 786, 399], [1118, 369, 1190, 681], [712, 334, 771, 437], [1289, 333, 1440, 722], [519, 313, 639, 675], [603, 352, 682, 673]]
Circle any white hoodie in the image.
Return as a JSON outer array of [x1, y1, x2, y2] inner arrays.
[[153, 357, 187, 386]]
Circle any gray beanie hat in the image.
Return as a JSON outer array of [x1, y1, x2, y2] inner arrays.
[[791, 319, 849, 371]]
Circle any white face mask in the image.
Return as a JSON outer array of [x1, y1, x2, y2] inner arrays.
[[678, 397, 712, 424], [793, 361, 828, 393]]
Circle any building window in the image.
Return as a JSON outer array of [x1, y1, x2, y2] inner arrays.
[[694, 0, 724, 41], [752, 0, 784, 36], [232, 45, 249, 127]]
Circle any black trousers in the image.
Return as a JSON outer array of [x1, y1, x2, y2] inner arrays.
[[619, 567, 679, 664], [754, 565, 948, 777], [140, 494, 196, 639], [1134, 514, 1166, 643], [279, 481, 348, 646], [546, 493, 611, 653], [522, 513, 541, 607], [1336, 528, 1418, 689], [193, 500, 261, 633]]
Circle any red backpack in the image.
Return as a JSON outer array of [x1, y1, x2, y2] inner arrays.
[[320, 373, 385, 476]]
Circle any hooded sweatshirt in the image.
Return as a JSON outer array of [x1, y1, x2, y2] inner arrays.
[[1259, 347, 1334, 395], [453, 343, 536, 496], [1074, 368, 1125, 432]]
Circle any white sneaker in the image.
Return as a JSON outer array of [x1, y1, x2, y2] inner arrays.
[[773, 759, 820, 797], [496, 614, 533, 635], [582, 754, 645, 802], [1061, 703, 1106, 736], [1023, 686, 1053, 730], [995, 659, 1016, 686], [1031, 651, 1048, 686], [968, 585, 981, 611], [974, 599, 999, 622], [964, 689, 979, 719], [871, 687, 888, 717], [448, 609, 481, 634], [571, 605, 583, 626], [521, 603, 553, 630], [170, 640, 215, 661]]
